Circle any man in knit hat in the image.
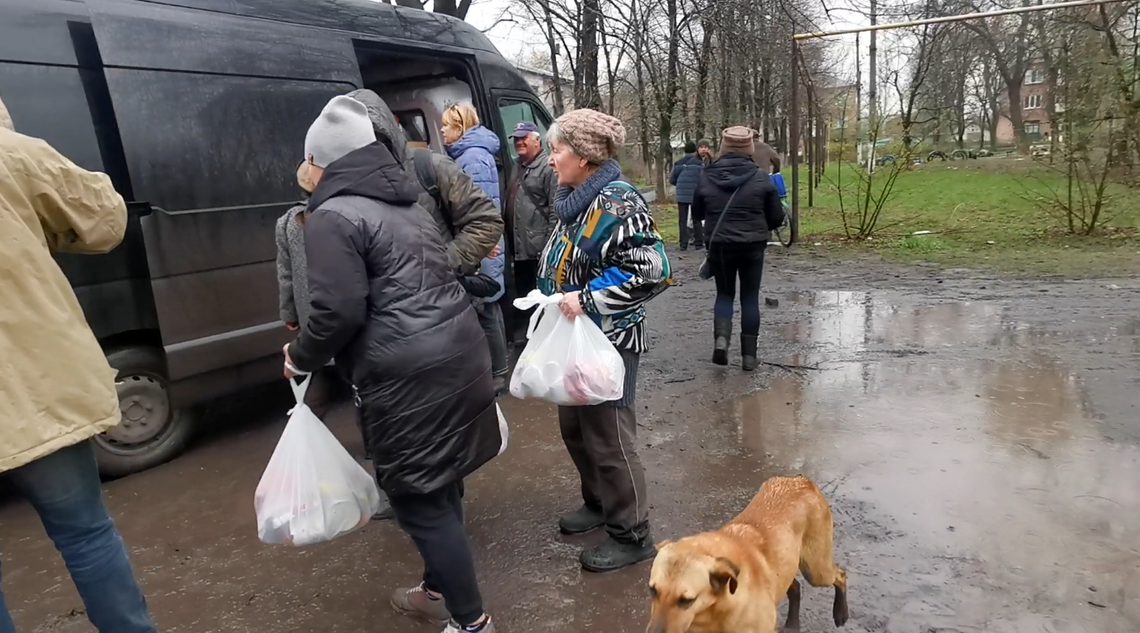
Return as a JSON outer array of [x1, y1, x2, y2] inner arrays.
[[286, 95, 501, 633]]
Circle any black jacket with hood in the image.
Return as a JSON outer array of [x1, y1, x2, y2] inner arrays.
[[286, 141, 502, 496], [346, 89, 503, 274], [692, 152, 785, 247]]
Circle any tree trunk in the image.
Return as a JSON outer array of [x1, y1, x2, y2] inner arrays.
[[538, 0, 565, 116], [575, 0, 601, 109], [694, 24, 714, 141]]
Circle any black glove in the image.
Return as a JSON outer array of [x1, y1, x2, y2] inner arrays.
[[457, 272, 500, 298]]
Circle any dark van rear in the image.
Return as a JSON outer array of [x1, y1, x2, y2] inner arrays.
[[0, 0, 555, 476]]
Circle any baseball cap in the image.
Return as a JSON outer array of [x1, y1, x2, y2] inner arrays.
[[511, 121, 540, 138]]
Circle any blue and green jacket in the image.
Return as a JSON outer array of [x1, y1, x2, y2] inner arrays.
[[536, 181, 672, 352]]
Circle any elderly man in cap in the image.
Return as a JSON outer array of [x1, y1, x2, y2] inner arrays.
[[507, 121, 559, 341]]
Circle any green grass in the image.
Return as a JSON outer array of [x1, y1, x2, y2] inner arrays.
[[796, 158, 1140, 277]]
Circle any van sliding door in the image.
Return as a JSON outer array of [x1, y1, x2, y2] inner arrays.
[[86, 0, 362, 399]]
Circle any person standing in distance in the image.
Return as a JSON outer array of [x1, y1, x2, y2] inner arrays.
[[506, 121, 559, 342], [669, 141, 705, 251], [0, 95, 159, 633]]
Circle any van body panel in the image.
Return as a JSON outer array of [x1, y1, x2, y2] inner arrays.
[[3, 0, 553, 415]]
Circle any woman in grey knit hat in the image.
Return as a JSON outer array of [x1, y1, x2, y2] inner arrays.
[[536, 108, 673, 572]]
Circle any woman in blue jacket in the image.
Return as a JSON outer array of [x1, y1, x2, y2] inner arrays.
[[442, 102, 508, 393]]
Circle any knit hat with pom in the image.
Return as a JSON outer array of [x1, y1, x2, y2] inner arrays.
[[552, 108, 626, 165]]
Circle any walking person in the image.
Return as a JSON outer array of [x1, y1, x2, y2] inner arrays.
[[538, 108, 672, 572], [692, 126, 785, 371], [441, 102, 509, 393], [506, 121, 559, 342], [0, 96, 159, 633], [283, 95, 502, 633], [670, 141, 705, 250]]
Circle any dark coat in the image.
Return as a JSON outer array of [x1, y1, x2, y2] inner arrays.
[[287, 142, 501, 496], [669, 153, 704, 204], [692, 152, 785, 246]]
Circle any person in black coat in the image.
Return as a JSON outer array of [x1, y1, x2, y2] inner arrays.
[[691, 126, 785, 372], [283, 95, 501, 633]]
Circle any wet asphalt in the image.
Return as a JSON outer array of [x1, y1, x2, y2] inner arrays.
[[2, 249, 1139, 633]]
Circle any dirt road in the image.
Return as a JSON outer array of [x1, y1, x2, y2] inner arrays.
[[3, 249, 1139, 633]]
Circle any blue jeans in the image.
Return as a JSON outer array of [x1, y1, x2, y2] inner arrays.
[[0, 441, 157, 633]]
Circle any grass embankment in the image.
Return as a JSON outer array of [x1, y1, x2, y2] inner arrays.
[[649, 159, 1140, 277], [798, 159, 1140, 276]]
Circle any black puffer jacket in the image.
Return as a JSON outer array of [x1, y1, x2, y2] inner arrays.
[[692, 152, 785, 246], [287, 141, 501, 496]]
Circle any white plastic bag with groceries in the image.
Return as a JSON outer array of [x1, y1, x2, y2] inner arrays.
[[509, 290, 626, 406], [255, 376, 381, 546]]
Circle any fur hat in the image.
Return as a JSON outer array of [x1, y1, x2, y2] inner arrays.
[[721, 126, 754, 156], [551, 108, 626, 164], [304, 95, 376, 168]]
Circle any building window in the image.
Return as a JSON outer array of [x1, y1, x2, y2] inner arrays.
[[1023, 93, 1042, 109], [1025, 122, 1041, 135], [1025, 68, 1045, 85]]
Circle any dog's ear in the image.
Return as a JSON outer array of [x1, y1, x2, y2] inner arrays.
[[709, 557, 740, 596], [655, 539, 673, 552]]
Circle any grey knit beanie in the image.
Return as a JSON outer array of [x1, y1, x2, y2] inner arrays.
[[304, 95, 376, 168]]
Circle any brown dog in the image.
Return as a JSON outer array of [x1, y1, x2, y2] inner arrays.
[[647, 476, 848, 633]]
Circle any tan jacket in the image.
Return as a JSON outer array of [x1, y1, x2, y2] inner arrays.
[[0, 98, 127, 473]]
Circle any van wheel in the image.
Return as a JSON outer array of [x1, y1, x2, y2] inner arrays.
[[94, 346, 193, 478]]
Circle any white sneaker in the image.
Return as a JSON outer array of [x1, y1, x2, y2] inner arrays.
[[443, 616, 494, 633]]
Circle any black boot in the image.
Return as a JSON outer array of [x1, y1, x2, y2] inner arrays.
[[580, 535, 657, 572], [559, 504, 605, 534], [741, 334, 759, 372], [712, 318, 732, 366]]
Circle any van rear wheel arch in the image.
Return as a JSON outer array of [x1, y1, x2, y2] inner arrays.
[[94, 345, 193, 478]]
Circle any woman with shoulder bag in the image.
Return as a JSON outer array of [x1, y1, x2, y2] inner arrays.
[[691, 126, 786, 371]]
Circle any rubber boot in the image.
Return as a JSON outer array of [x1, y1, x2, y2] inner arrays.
[[741, 334, 759, 372], [712, 318, 732, 366]]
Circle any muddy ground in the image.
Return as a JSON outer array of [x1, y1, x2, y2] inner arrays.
[[3, 249, 1139, 633]]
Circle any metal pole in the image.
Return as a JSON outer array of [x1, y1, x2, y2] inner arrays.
[[794, 0, 1123, 40], [789, 38, 800, 246], [807, 90, 815, 208], [868, 0, 878, 172]]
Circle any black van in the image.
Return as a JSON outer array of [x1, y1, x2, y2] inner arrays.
[[0, 0, 555, 476]]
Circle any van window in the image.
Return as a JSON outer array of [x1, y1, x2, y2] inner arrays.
[[106, 72, 349, 212], [395, 110, 430, 146], [499, 99, 551, 159]]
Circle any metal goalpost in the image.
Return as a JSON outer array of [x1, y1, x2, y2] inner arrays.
[[786, 0, 1127, 246]]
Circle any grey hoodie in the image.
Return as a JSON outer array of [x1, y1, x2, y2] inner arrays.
[[344, 89, 503, 273]]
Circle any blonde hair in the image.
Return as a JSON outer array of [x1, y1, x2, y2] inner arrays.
[[442, 102, 480, 134]]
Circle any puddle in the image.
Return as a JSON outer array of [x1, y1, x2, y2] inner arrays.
[[722, 292, 1140, 629]]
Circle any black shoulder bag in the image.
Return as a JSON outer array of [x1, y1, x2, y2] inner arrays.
[[698, 186, 743, 280]]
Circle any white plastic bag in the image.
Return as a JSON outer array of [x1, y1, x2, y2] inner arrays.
[[509, 290, 626, 406], [254, 376, 381, 546]]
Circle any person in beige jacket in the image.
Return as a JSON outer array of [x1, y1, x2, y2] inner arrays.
[[0, 97, 158, 632]]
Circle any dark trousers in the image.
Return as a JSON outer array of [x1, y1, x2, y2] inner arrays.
[[511, 259, 541, 342], [678, 203, 704, 249], [475, 301, 508, 377], [304, 367, 335, 420], [558, 402, 650, 543], [710, 243, 767, 335], [388, 481, 483, 626]]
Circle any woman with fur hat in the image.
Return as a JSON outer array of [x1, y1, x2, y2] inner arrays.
[[691, 126, 786, 370], [538, 108, 672, 572]]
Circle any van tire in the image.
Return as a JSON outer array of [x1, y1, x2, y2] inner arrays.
[[94, 346, 194, 478]]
